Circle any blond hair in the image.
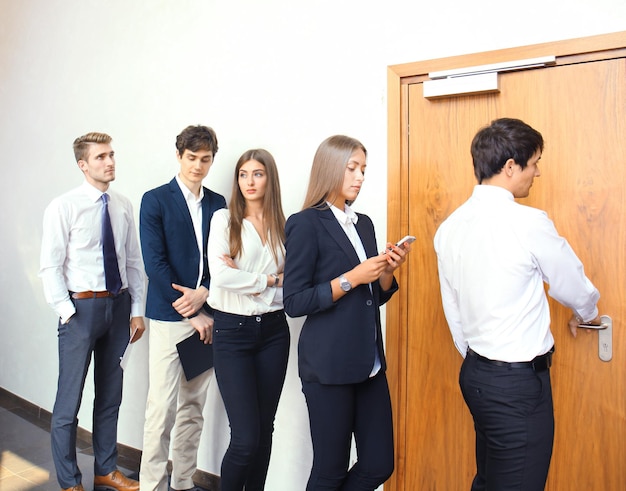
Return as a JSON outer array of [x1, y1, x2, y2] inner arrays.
[[73, 132, 112, 162]]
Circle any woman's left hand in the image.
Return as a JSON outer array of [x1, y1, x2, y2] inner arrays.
[[382, 241, 411, 273]]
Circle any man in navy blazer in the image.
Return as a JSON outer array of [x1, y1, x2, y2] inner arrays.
[[138, 125, 226, 491]]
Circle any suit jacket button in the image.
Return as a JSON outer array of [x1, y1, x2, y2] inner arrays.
[[366, 300, 373, 306]]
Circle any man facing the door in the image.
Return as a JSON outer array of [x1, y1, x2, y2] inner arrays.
[[434, 117, 601, 490]]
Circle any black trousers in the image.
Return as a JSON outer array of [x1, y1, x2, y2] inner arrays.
[[302, 372, 394, 491], [460, 353, 554, 491], [212, 309, 290, 491]]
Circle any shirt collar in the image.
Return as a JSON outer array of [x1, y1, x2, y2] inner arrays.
[[175, 174, 204, 203], [472, 184, 514, 201], [328, 202, 359, 226], [82, 180, 108, 203]]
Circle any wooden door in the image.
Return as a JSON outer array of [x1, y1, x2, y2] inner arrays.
[[386, 33, 626, 491]]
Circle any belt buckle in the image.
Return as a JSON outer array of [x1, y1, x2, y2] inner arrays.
[[531, 353, 552, 372]]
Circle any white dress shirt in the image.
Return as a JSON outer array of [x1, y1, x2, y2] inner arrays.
[[175, 175, 204, 288], [329, 203, 381, 377], [40, 180, 146, 323], [207, 208, 284, 315], [434, 185, 599, 361]]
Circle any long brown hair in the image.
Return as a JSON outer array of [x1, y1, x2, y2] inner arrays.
[[228, 149, 286, 265], [302, 135, 367, 209]]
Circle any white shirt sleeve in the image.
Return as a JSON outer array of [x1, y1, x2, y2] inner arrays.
[[435, 245, 467, 357], [121, 199, 146, 318], [528, 212, 599, 322], [39, 199, 75, 323]]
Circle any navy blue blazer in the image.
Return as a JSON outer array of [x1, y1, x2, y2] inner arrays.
[[283, 207, 398, 385], [140, 178, 226, 321]]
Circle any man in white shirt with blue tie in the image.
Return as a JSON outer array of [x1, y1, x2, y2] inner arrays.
[[40, 132, 146, 491], [434, 118, 600, 491]]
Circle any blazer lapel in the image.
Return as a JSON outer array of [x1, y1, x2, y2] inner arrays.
[[200, 188, 212, 248], [354, 215, 377, 258], [319, 208, 361, 267], [168, 178, 196, 239]]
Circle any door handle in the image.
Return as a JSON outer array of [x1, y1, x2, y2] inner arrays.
[[577, 315, 612, 362]]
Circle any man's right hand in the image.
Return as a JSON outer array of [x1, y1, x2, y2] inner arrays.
[[189, 312, 214, 344], [171, 283, 209, 318], [568, 314, 602, 337]]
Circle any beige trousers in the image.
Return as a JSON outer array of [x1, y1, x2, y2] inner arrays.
[[139, 319, 212, 491]]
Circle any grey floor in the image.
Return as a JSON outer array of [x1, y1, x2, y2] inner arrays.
[[0, 391, 138, 491]]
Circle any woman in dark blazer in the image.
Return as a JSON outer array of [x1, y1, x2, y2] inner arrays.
[[283, 135, 411, 491]]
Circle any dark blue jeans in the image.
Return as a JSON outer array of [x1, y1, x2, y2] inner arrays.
[[301, 372, 394, 491], [51, 292, 130, 488], [212, 309, 290, 491], [460, 353, 554, 491]]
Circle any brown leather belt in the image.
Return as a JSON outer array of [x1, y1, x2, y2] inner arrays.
[[70, 289, 127, 300]]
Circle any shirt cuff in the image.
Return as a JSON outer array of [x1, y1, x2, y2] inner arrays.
[[573, 305, 599, 323], [130, 303, 145, 319], [57, 301, 76, 324]]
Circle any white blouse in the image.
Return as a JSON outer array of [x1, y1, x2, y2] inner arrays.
[[207, 208, 284, 315]]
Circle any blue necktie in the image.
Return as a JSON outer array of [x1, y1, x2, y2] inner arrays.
[[101, 193, 122, 294]]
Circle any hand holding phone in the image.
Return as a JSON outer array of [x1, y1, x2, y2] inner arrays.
[[395, 235, 416, 248], [385, 235, 416, 254]]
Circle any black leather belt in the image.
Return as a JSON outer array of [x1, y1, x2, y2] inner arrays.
[[467, 347, 554, 372]]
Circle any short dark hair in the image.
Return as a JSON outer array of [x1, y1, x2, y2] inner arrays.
[[471, 118, 544, 183], [175, 125, 218, 156], [73, 132, 112, 162]]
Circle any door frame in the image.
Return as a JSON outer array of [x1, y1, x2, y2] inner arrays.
[[385, 30, 626, 491]]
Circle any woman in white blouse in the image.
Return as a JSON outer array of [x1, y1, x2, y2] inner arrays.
[[207, 148, 289, 491]]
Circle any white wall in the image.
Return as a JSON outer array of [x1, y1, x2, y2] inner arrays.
[[1, 0, 624, 488]]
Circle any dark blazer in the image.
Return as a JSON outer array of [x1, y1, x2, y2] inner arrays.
[[283, 207, 398, 385], [140, 178, 226, 321]]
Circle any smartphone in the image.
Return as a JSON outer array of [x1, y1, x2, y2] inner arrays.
[[395, 235, 416, 247], [384, 235, 416, 254]]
